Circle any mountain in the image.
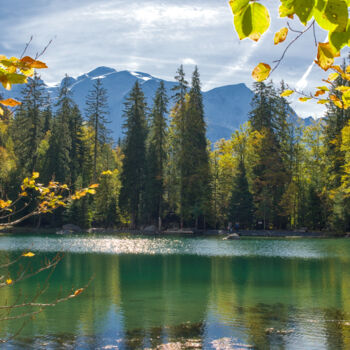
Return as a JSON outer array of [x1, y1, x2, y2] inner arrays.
[[6, 66, 310, 142]]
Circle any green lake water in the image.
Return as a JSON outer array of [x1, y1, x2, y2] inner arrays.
[[1, 235, 350, 349]]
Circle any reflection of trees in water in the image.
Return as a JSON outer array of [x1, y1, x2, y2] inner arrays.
[[3, 251, 350, 348], [209, 256, 350, 349], [119, 255, 210, 348]]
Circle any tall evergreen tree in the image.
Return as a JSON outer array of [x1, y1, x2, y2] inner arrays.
[[168, 65, 189, 227], [119, 81, 148, 227], [85, 78, 111, 181], [47, 76, 74, 184], [12, 73, 48, 174], [228, 158, 253, 228], [145, 81, 168, 228], [182, 66, 211, 228], [249, 81, 288, 228], [69, 105, 84, 187]]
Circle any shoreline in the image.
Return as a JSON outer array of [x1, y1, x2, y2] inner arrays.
[[0, 226, 346, 238]]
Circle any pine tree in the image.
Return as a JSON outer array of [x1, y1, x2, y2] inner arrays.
[[69, 105, 84, 188], [145, 81, 168, 228], [12, 73, 48, 174], [85, 78, 111, 181], [119, 81, 148, 227], [249, 81, 288, 229], [47, 76, 74, 184], [168, 65, 189, 227], [182, 66, 211, 228], [228, 158, 253, 228]]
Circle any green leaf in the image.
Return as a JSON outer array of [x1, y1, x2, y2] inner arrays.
[[252, 63, 271, 82], [279, 0, 315, 25], [234, 2, 270, 42], [314, 0, 348, 33], [229, 0, 249, 15], [329, 23, 350, 51]]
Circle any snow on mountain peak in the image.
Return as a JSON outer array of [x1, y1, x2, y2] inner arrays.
[[130, 71, 153, 82], [86, 66, 116, 78]]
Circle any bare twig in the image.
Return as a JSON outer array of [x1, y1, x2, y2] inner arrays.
[[287, 22, 303, 34], [271, 20, 315, 75], [20, 36, 33, 59], [0, 254, 63, 289], [35, 39, 53, 60]]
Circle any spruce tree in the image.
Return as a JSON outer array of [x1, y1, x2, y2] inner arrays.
[[169, 65, 189, 227], [47, 76, 74, 184], [249, 81, 288, 229], [182, 66, 211, 228], [12, 73, 48, 174], [145, 81, 168, 228], [119, 81, 148, 227], [85, 78, 111, 181], [69, 105, 84, 187], [228, 158, 253, 228]]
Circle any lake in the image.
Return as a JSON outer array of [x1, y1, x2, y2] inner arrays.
[[0, 234, 350, 349]]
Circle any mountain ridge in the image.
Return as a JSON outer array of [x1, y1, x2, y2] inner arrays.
[[5, 66, 313, 142]]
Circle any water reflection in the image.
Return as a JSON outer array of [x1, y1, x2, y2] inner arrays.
[[0, 237, 350, 348]]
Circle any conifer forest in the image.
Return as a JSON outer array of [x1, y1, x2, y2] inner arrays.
[[1, 62, 350, 233]]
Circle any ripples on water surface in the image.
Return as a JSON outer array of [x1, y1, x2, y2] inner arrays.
[[0, 234, 349, 259], [0, 234, 350, 349]]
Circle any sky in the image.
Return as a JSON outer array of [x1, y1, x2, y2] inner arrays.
[[1, 0, 348, 119]]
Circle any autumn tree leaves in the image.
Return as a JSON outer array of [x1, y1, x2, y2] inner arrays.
[[229, 0, 350, 109]]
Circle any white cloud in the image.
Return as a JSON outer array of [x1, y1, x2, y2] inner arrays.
[[1, 0, 347, 120], [182, 58, 196, 65]]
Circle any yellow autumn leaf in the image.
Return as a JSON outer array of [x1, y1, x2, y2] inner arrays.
[[342, 90, 350, 107], [330, 94, 343, 108], [73, 288, 84, 297], [22, 252, 35, 257], [274, 27, 288, 45], [32, 172, 39, 179], [316, 86, 329, 91], [0, 98, 21, 107], [336, 86, 350, 93], [20, 56, 48, 69], [299, 97, 312, 102], [328, 72, 339, 81], [280, 89, 294, 97], [6, 279, 13, 285], [0, 199, 12, 208], [315, 90, 326, 97], [89, 184, 99, 189], [101, 170, 113, 175], [317, 99, 329, 104], [252, 62, 271, 82], [315, 42, 340, 71]]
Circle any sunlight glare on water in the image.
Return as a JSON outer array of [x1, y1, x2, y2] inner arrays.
[[0, 234, 349, 259]]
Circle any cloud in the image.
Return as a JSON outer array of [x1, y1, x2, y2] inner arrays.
[[182, 58, 197, 65], [1, 0, 346, 119]]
